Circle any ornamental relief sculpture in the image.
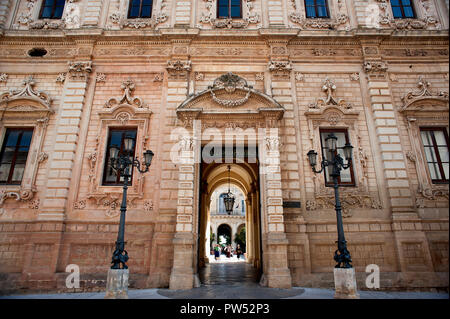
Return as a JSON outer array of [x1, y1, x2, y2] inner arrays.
[[107, 0, 168, 29], [288, 0, 350, 30], [14, 0, 80, 30], [308, 77, 353, 109], [198, 0, 261, 29]]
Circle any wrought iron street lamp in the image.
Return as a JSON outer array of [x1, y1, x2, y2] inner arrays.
[[307, 133, 354, 268], [108, 136, 154, 269], [223, 165, 235, 215]]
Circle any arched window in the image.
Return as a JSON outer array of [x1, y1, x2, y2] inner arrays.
[[217, 0, 242, 19], [391, 0, 416, 19], [304, 0, 330, 19], [128, 0, 153, 19], [39, 0, 65, 19]]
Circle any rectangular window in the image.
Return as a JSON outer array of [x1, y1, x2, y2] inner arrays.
[[320, 129, 355, 186], [420, 127, 449, 184], [0, 128, 34, 185], [103, 128, 137, 186], [128, 0, 153, 19], [305, 0, 330, 18], [217, 0, 242, 19], [391, 0, 416, 19], [39, 0, 66, 19]]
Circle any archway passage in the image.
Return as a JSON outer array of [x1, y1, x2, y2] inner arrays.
[[197, 146, 262, 286]]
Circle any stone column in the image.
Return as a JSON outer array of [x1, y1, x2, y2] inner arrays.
[[40, 61, 92, 221], [261, 134, 292, 288]]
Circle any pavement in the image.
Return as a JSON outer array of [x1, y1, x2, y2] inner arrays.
[[1, 255, 448, 300]]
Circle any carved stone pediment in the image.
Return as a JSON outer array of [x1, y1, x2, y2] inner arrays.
[[399, 76, 449, 113], [177, 73, 284, 128], [0, 76, 53, 117]]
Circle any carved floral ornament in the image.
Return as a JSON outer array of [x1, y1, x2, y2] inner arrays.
[[108, 0, 168, 29], [166, 60, 192, 79], [308, 77, 353, 109], [208, 72, 253, 108], [105, 79, 145, 109], [68, 61, 93, 81], [199, 0, 260, 29], [399, 76, 449, 112]]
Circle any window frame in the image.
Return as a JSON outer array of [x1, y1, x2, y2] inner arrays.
[[419, 127, 449, 184], [319, 128, 356, 187], [0, 127, 34, 185], [102, 127, 138, 186], [39, 0, 66, 20], [304, 0, 330, 19], [391, 0, 416, 19], [127, 0, 153, 19], [217, 0, 243, 19]]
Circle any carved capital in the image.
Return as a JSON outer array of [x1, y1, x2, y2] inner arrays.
[[67, 61, 92, 81]]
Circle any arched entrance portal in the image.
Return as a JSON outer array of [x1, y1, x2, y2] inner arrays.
[[197, 156, 263, 284]]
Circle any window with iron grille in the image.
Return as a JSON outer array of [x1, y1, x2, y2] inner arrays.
[[39, 0, 66, 19], [391, 0, 416, 19], [0, 128, 34, 185], [319, 128, 355, 186], [217, 0, 242, 19], [103, 128, 138, 185], [420, 127, 449, 184], [304, 0, 330, 19], [128, 0, 153, 19]]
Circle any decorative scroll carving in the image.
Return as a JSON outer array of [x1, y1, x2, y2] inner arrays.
[[95, 73, 106, 83], [0, 74, 8, 82], [144, 200, 154, 211], [208, 73, 252, 107], [166, 60, 191, 79], [68, 61, 92, 81], [415, 186, 449, 208], [105, 79, 145, 108], [199, 0, 260, 29], [153, 73, 164, 82], [363, 61, 388, 73], [306, 191, 382, 217], [268, 60, 292, 80], [308, 78, 353, 109], [108, 0, 168, 29], [56, 73, 66, 84], [0, 187, 37, 207], [400, 76, 449, 112], [0, 76, 50, 107]]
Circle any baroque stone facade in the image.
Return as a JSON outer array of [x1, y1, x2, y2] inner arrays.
[[0, 0, 448, 293]]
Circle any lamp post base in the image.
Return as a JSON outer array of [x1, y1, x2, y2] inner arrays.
[[333, 268, 360, 299], [104, 269, 129, 299]]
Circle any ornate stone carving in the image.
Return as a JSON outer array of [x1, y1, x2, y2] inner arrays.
[[295, 72, 304, 81], [67, 61, 92, 81], [153, 73, 164, 82], [406, 150, 416, 163], [309, 78, 353, 109], [166, 60, 191, 79], [313, 48, 337, 56], [179, 136, 195, 152], [350, 73, 360, 81], [0, 73, 8, 82], [144, 200, 154, 211], [256, 73, 264, 81], [73, 200, 86, 210], [95, 73, 106, 83], [105, 79, 145, 108], [28, 199, 40, 209], [56, 73, 66, 84], [195, 72, 204, 81], [108, 0, 168, 29], [306, 191, 382, 217], [208, 73, 252, 107], [400, 76, 449, 110], [268, 60, 292, 80], [0, 187, 37, 207], [199, 0, 260, 29], [0, 76, 50, 107], [37, 152, 48, 164], [363, 61, 388, 73], [265, 136, 281, 152]]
